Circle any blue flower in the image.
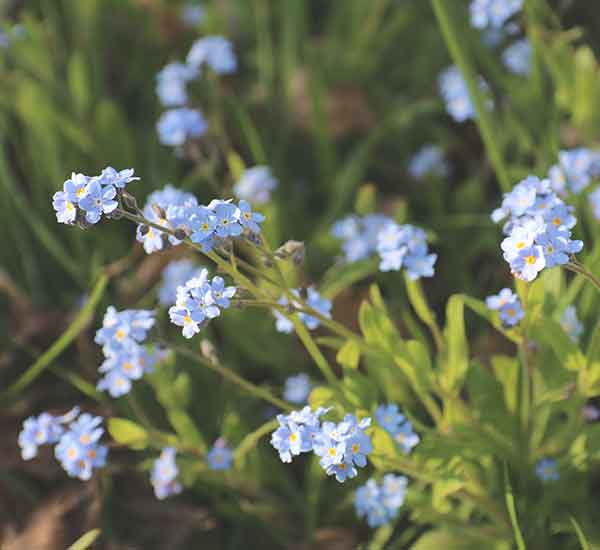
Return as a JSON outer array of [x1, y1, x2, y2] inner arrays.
[[486, 288, 517, 310], [270, 407, 329, 463], [181, 3, 205, 26], [375, 404, 406, 436], [300, 287, 332, 330], [99, 166, 140, 189], [549, 149, 600, 195], [207, 439, 233, 470], [535, 458, 559, 481], [78, 179, 118, 224], [499, 300, 524, 327], [158, 259, 204, 307], [157, 108, 207, 147], [52, 191, 78, 224], [151, 447, 182, 499], [355, 475, 407, 527], [18, 408, 79, 460], [189, 206, 217, 248], [237, 200, 265, 234], [213, 201, 243, 238], [535, 229, 569, 268], [510, 245, 546, 282], [95, 307, 156, 355], [561, 306, 583, 342], [394, 422, 420, 454], [503, 39, 531, 76], [187, 36, 237, 75], [156, 62, 196, 107], [404, 253, 437, 280], [205, 276, 236, 308], [470, 0, 523, 30], [331, 214, 391, 263], [589, 187, 600, 219], [54, 414, 108, 480], [63, 172, 91, 204], [439, 66, 482, 123], [284, 374, 312, 404], [233, 166, 278, 204], [408, 145, 449, 180]]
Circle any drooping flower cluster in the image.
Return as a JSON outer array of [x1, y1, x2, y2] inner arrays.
[[548, 148, 600, 196], [283, 373, 312, 404], [52, 167, 139, 226], [561, 305, 583, 342], [155, 34, 236, 145], [438, 66, 486, 123], [536, 458, 559, 481], [375, 404, 420, 454], [273, 287, 332, 334], [18, 408, 108, 481], [470, 0, 523, 30], [168, 268, 236, 338], [355, 474, 408, 527], [502, 38, 531, 76], [376, 221, 437, 278], [492, 176, 583, 281], [95, 307, 164, 397], [486, 288, 524, 327], [408, 145, 449, 180], [136, 186, 263, 254], [270, 407, 372, 483], [233, 166, 279, 205], [158, 259, 205, 307], [207, 438, 233, 470], [151, 447, 182, 499]]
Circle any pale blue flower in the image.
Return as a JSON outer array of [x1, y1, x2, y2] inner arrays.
[[159, 260, 204, 307], [187, 36, 237, 75], [486, 288, 517, 310], [470, 0, 523, 30], [233, 166, 278, 204], [561, 306, 583, 342], [408, 145, 448, 179], [503, 39, 531, 76], [499, 300, 524, 327], [536, 458, 559, 481], [157, 108, 207, 147], [284, 374, 311, 404], [78, 179, 118, 224], [207, 439, 233, 470], [151, 447, 182, 499]]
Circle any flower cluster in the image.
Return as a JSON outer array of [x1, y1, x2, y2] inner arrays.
[[155, 35, 236, 146], [486, 288, 524, 327], [283, 373, 312, 404], [331, 214, 391, 263], [136, 185, 263, 254], [561, 305, 583, 342], [233, 166, 278, 205], [536, 458, 559, 481], [492, 176, 583, 281], [376, 221, 437, 278], [18, 408, 108, 481], [375, 404, 420, 454], [151, 447, 182, 499], [270, 407, 372, 483], [158, 259, 205, 307], [355, 474, 408, 527], [207, 438, 233, 470], [503, 39, 531, 76], [438, 66, 483, 123], [273, 287, 332, 334], [549, 148, 600, 196], [168, 268, 236, 338], [470, 0, 523, 30], [408, 145, 449, 180], [95, 307, 164, 397], [52, 167, 139, 226]]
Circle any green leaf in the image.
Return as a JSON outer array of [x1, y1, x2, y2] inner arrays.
[[107, 418, 149, 450], [570, 517, 591, 550], [309, 386, 336, 409], [491, 355, 519, 414], [166, 409, 206, 452], [343, 370, 378, 408], [337, 339, 361, 369], [441, 295, 469, 393], [404, 274, 437, 330], [369, 426, 398, 470], [234, 419, 279, 469], [530, 318, 586, 371], [67, 529, 101, 550], [504, 464, 526, 550]]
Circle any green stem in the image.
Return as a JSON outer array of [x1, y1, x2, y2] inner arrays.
[[565, 261, 600, 293], [165, 342, 293, 411], [431, 0, 511, 193]]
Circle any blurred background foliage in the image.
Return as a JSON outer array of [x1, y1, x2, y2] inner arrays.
[[2, 0, 600, 548]]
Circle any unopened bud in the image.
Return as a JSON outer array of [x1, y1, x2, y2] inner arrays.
[[200, 339, 219, 365], [275, 240, 306, 265], [151, 203, 166, 220], [174, 228, 188, 241], [139, 224, 150, 236], [121, 191, 138, 210]]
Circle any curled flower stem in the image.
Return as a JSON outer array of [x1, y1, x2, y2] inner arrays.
[[565, 261, 600, 293], [162, 340, 294, 411]]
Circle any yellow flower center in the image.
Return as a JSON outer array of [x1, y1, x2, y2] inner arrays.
[[328, 447, 337, 457], [80, 434, 91, 445], [516, 241, 526, 250], [526, 255, 537, 265], [76, 187, 86, 198], [66, 202, 75, 211], [553, 217, 561, 226], [351, 443, 360, 453], [115, 329, 126, 342], [123, 362, 133, 372], [289, 433, 298, 442]]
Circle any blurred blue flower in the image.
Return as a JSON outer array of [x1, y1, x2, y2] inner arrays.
[[181, 3, 205, 26], [499, 300, 524, 327], [439, 66, 480, 123], [375, 404, 406, 435], [589, 187, 600, 220], [503, 39, 531, 76], [159, 259, 204, 307], [470, 0, 523, 30], [408, 145, 448, 180], [284, 373, 311, 404], [233, 166, 278, 205], [18, 408, 79, 460], [561, 305, 583, 342], [355, 474, 407, 527], [157, 108, 207, 147], [156, 62, 196, 107], [549, 148, 600, 195], [536, 458, 559, 481], [486, 288, 517, 310], [207, 439, 233, 470], [187, 36, 237, 75], [151, 447, 182, 499]]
